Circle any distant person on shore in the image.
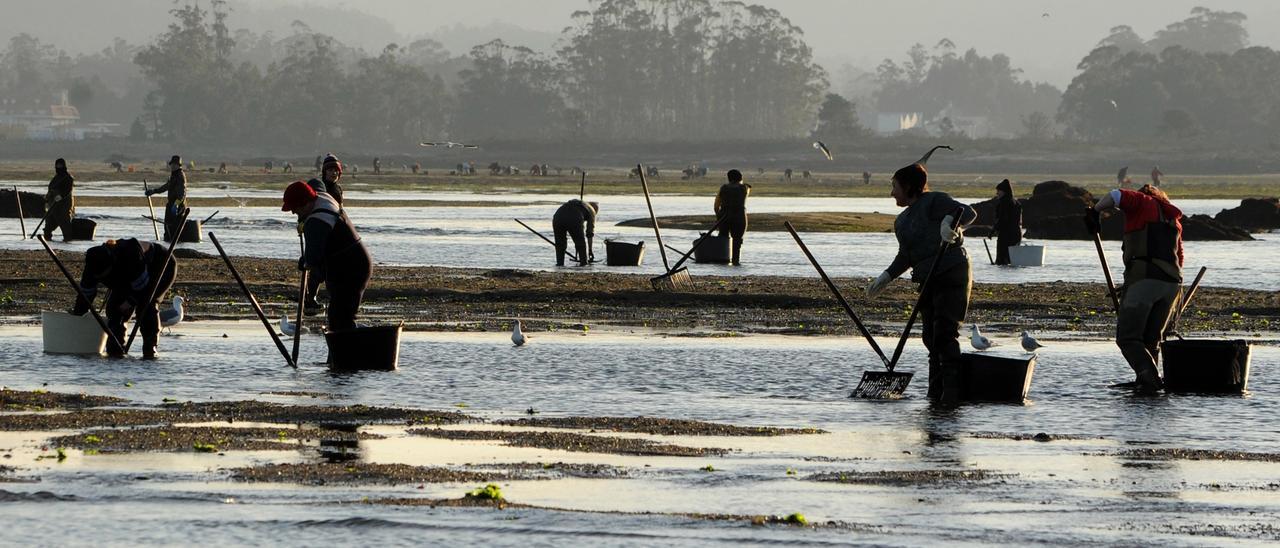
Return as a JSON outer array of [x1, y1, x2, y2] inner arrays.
[[1150, 166, 1163, 186], [866, 147, 977, 405], [282, 181, 371, 332], [373, 157, 381, 175], [552, 199, 598, 267], [992, 179, 1022, 265], [283, 161, 292, 174], [43, 158, 75, 241], [1117, 166, 1131, 188], [146, 155, 187, 241], [714, 169, 751, 265], [73, 238, 177, 359], [1088, 184, 1184, 394], [863, 171, 872, 185], [217, 162, 227, 174]]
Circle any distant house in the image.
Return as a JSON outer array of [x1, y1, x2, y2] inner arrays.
[[0, 91, 82, 140], [875, 112, 923, 135]]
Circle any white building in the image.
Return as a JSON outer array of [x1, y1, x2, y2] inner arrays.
[[875, 112, 923, 135], [0, 91, 82, 140]]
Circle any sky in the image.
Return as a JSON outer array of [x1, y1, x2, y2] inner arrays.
[[5, 0, 1280, 88]]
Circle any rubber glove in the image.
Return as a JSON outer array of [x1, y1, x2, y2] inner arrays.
[[1083, 206, 1102, 235], [866, 271, 892, 297], [52, 195, 62, 203], [297, 256, 308, 272], [940, 214, 961, 244], [145, 189, 155, 197]]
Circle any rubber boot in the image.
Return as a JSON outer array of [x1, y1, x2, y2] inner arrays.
[[926, 360, 943, 400], [936, 364, 962, 407], [304, 294, 324, 316], [1135, 368, 1164, 395]]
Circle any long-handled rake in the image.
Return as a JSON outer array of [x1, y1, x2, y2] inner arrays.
[[122, 208, 189, 353], [209, 232, 296, 368], [14, 186, 26, 239], [784, 222, 908, 398], [1086, 214, 1121, 312], [143, 180, 160, 240], [1163, 266, 1207, 341], [638, 164, 690, 291], [514, 218, 578, 263]]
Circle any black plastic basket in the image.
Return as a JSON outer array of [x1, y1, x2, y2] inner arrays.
[[959, 353, 1036, 403], [692, 233, 731, 264], [605, 240, 645, 266], [69, 218, 97, 241], [1162, 339, 1251, 393], [325, 323, 403, 372]]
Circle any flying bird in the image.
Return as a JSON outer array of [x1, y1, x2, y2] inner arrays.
[[281, 314, 309, 336], [160, 296, 184, 334], [511, 319, 528, 347], [420, 141, 479, 149], [969, 324, 997, 351], [1108, 99, 1118, 110], [812, 141, 833, 161], [1042, 12, 1050, 18]]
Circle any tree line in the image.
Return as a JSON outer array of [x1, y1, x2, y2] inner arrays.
[[0, 2, 1274, 148]]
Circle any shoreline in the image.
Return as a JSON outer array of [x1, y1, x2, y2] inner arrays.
[[2, 249, 1276, 339]]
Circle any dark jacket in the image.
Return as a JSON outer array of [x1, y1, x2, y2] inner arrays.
[[73, 239, 171, 313], [715, 183, 750, 217], [887, 192, 976, 283], [152, 168, 187, 209], [994, 195, 1022, 241], [553, 199, 596, 238], [302, 193, 362, 273], [46, 169, 74, 210]]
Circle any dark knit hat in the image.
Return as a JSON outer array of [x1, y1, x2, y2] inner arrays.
[[84, 244, 114, 278], [727, 169, 742, 183], [996, 178, 1012, 194], [169, 155, 182, 167], [54, 158, 66, 168], [322, 154, 342, 173]]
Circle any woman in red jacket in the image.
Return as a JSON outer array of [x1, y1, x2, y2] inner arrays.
[[1090, 184, 1183, 394]]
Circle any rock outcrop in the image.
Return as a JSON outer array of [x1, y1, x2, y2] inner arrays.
[[1214, 198, 1280, 232]]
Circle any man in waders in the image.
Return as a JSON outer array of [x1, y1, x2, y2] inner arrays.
[[72, 238, 178, 359], [866, 161, 977, 405], [282, 181, 371, 332], [1089, 184, 1184, 394], [714, 169, 751, 265], [301, 153, 347, 313], [992, 179, 1022, 265], [43, 158, 75, 241], [552, 199, 597, 267], [146, 155, 187, 242]]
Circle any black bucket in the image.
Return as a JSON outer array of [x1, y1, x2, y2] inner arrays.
[[605, 240, 645, 266], [959, 353, 1036, 403], [325, 323, 403, 372], [69, 218, 97, 241], [177, 219, 201, 243], [1162, 339, 1251, 393], [692, 233, 731, 264]]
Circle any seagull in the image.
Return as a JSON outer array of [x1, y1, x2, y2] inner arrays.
[[1042, 12, 1050, 18], [511, 319, 528, 347], [1108, 99, 1118, 110], [812, 141, 833, 161], [969, 324, 997, 351], [160, 296, 184, 334], [420, 141, 479, 149], [281, 314, 309, 336], [226, 193, 249, 207], [1020, 330, 1045, 353]]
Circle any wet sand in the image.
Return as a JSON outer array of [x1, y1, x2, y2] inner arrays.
[[3, 249, 1276, 337]]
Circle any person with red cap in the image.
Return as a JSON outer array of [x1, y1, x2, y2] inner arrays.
[[282, 180, 370, 332], [72, 238, 178, 359]]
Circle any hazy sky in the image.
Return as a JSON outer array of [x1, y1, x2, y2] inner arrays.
[[319, 0, 1280, 87], [5, 0, 1280, 88]]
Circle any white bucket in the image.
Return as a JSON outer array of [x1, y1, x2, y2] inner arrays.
[[42, 311, 108, 355], [1008, 245, 1046, 267]]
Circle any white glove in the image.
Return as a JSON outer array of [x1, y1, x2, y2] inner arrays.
[[866, 271, 892, 297], [53, 195, 62, 203], [940, 214, 961, 244]]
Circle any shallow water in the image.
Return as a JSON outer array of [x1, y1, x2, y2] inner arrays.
[[3, 183, 1275, 289], [1, 323, 1277, 545]]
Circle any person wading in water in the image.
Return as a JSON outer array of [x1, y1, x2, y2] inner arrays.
[[282, 181, 371, 332], [714, 169, 751, 265], [992, 179, 1022, 265], [866, 147, 977, 405], [43, 158, 75, 241], [1088, 184, 1184, 394], [146, 155, 188, 242]]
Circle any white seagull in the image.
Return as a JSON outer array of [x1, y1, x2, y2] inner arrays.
[[160, 296, 184, 334], [281, 314, 309, 336], [812, 141, 833, 161], [511, 319, 528, 347], [969, 324, 997, 351], [1020, 330, 1045, 353]]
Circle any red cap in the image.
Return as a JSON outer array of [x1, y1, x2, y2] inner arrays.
[[282, 180, 317, 211]]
